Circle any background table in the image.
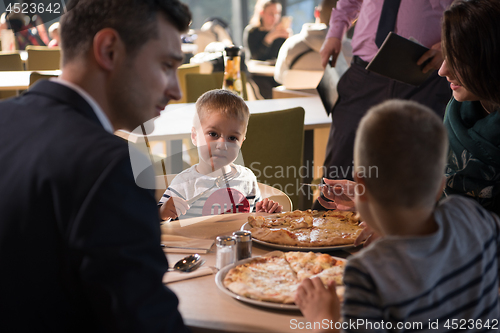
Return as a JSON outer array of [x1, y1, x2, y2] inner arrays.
[[0, 70, 61, 91]]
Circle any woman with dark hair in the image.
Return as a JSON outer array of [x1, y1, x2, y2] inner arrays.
[[243, 0, 292, 98], [438, 0, 500, 214]]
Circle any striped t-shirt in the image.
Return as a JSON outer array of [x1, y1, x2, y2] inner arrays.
[[342, 195, 500, 332], [158, 164, 261, 219]]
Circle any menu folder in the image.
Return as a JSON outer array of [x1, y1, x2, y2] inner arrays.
[[366, 32, 432, 87], [316, 62, 339, 116]]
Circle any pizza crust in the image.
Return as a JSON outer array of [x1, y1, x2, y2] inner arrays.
[[249, 210, 362, 247]]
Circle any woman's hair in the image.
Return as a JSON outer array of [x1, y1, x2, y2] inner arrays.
[[249, 0, 281, 27], [442, 0, 500, 106]]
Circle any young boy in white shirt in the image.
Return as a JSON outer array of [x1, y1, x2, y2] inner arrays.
[[159, 89, 282, 220], [295, 100, 500, 332]]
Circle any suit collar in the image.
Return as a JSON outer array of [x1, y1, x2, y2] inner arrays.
[[27, 80, 102, 127]]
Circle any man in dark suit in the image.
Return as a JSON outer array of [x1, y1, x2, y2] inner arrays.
[[0, 0, 191, 332]]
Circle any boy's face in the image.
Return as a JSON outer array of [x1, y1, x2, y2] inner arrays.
[[192, 112, 247, 174]]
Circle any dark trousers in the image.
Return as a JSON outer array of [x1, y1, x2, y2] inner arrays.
[[312, 60, 451, 209]]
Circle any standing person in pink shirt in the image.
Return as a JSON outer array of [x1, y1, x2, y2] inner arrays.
[[312, 0, 453, 209]]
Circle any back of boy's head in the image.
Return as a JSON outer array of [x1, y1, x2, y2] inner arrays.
[[195, 89, 250, 127], [354, 100, 448, 209]]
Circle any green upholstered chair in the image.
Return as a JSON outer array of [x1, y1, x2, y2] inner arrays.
[[0, 51, 23, 99], [29, 72, 59, 87], [185, 71, 248, 103], [239, 107, 304, 209], [170, 63, 200, 104], [26, 46, 61, 70], [0, 52, 23, 71]]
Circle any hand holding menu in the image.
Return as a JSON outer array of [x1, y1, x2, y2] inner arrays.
[[366, 32, 432, 86]]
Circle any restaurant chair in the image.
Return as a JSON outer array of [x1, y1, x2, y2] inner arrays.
[[0, 51, 23, 71], [258, 182, 292, 211], [240, 107, 304, 209], [26, 46, 61, 70], [170, 63, 200, 104], [0, 51, 24, 100], [185, 71, 248, 103], [29, 72, 59, 87]]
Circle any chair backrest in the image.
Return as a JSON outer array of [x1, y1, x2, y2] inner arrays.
[[170, 63, 200, 104], [29, 72, 59, 87], [240, 107, 305, 209], [258, 182, 292, 212], [0, 52, 23, 71], [26, 46, 61, 70], [185, 71, 248, 103]]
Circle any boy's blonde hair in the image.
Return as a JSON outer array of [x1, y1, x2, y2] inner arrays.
[[194, 89, 250, 128], [354, 100, 448, 208]]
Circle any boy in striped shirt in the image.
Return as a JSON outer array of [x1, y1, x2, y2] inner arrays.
[[159, 89, 282, 220], [295, 100, 500, 332]]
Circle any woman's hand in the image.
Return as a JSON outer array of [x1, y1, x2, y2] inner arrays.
[[263, 25, 291, 45], [317, 178, 356, 211]]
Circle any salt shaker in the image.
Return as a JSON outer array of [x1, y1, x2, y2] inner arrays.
[[232, 230, 252, 260], [215, 236, 236, 270]]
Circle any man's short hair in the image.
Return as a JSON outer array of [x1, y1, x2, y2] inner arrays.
[[354, 100, 448, 208], [195, 89, 250, 127], [60, 0, 191, 63]]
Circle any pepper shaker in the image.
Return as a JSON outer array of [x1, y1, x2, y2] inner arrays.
[[233, 230, 252, 261], [215, 235, 236, 270]]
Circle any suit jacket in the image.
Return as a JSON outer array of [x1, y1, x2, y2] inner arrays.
[[0, 81, 189, 333]]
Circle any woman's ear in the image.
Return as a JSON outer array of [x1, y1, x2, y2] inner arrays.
[[191, 127, 198, 146]]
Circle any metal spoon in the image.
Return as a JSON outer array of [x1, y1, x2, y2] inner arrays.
[[170, 254, 204, 272]]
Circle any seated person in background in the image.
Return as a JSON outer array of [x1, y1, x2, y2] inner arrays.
[[159, 89, 282, 220], [274, 0, 340, 89], [243, 0, 292, 99], [5, 12, 45, 50], [295, 99, 500, 332], [48, 22, 60, 47]]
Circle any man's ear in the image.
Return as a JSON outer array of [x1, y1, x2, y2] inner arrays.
[[93, 28, 122, 71], [191, 127, 198, 146], [353, 171, 369, 202]]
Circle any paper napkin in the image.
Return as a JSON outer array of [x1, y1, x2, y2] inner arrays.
[[163, 266, 215, 284], [161, 234, 214, 254]]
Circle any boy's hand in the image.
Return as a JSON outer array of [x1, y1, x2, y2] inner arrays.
[[295, 277, 341, 330], [160, 197, 190, 221], [354, 221, 381, 247], [318, 178, 356, 211], [256, 198, 283, 213]]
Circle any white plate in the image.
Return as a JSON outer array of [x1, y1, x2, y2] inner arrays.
[[215, 257, 300, 310], [241, 222, 358, 251]]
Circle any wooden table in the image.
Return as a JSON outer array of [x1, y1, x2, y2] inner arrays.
[[162, 213, 352, 333], [247, 60, 276, 77], [0, 70, 61, 91]]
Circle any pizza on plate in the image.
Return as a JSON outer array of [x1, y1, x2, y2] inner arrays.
[[247, 209, 362, 247], [223, 251, 345, 304]]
